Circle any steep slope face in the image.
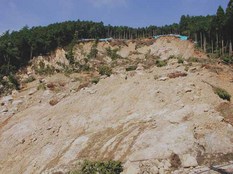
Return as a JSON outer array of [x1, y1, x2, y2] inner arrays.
[[30, 37, 206, 72], [1, 59, 233, 173], [1, 38, 233, 174], [109, 37, 206, 60]]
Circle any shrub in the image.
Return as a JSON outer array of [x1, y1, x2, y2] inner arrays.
[[0, 74, 20, 96], [68, 160, 123, 174], [184, 66, 189, 72], [8, 74, 20, 90], [156, 60, 167, 67], [87, 41, 98, 59], [65, 42, 76, 65], [214, 87, 231, 101], [222, 56, 233, 64], [66, 50, 75, 65], [126, 65, 137, 71], [0, 65, 16, 76], [37, 83, 46, 90], [187, 57, 199, 62], [168, 55, 183, 64], [79, 64, 91, 72], [23, 76, 36, 83], [98, 65, 112, 76], [35, 61, 55, 75], [68, 171, 81, 174], [87, 47, 98, 59], [106, 47, 121, 60], [177, 57, 184, 64], [168, 55, 176, 59], [91, 77, 100, 84]]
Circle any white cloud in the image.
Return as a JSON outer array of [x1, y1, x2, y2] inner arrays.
[[88, 0, 127, 7]]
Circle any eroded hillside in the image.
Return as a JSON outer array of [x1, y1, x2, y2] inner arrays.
[[0, 37, 233, 174]]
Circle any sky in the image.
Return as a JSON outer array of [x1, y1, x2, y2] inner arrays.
[[0, 0, 229, 33]]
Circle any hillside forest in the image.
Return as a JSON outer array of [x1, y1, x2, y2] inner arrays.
[[0, 0, 232, 78]]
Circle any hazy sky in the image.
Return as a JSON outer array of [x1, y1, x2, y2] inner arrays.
[[0, 0, 229, 33]]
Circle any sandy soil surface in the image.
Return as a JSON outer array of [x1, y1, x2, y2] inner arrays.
[[0, 37, 233, 174]]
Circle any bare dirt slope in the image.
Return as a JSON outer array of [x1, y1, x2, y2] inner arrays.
[[0, 37, 233, 174], [30, 37, 207, 71]]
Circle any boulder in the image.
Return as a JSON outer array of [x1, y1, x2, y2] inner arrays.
[[215, 115, 224, 122], [1, 95, 13, 104], [151, 166, 159, 174], [159, 77, 169, 81], [1, 108, 8, 113], [184, 88, 192, 93], [28, 88, 37, 95], [159, 167, 165, 174], [3, 76, 8, 81], [136, 63, 144, 71], [181, 154, 198, 168], [11, 90, 19, 97], [189, 67, 197, 72], [100, 75, 108, 79], [122, 162, 140, 174], [163, 160, 171, 170], [12, 100, 23, 107], [86, 89, 97, 95]]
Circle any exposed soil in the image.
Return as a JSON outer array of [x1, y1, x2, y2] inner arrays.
[[0, 37, 233, 174], [217, 102, 233, 125]]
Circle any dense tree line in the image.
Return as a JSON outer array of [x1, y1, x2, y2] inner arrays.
[[179, 0, 233, 56], [0, 0, 232, 76], [0, 20, 180, 75]]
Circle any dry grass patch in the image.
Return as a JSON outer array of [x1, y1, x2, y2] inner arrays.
[[49, 98, 59, 106], [170, 153, 181, 169], [216, 102, 233, 125], [47, 83, 57, 90], [167, 71, 187, 79], [77, 82, 89, 91], [135, 39, 154, 49]]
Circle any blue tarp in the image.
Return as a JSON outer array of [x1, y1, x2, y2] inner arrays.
[[153, 34, 188, 41], [179, 35, 188, 40], [80, 39, 95, 42], [99, 38, 113, 42]]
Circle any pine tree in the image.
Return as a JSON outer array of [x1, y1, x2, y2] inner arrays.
[[216, 6, 225, 33], [216, 6, 225, 54], [226, 0, 233, 55]]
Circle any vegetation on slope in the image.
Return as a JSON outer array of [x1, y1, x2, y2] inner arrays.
[[214, 87, 231, 101], [0, 0, 232, 95], [69, 160, 123, 174], [0, 1, 232, 72]]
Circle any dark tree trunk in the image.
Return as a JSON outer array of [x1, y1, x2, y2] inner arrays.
[[195, 33, 197, 43], [204, 34, 207, 52], [230, 40, 232, 56], [216, 33, 219, 52], [211, 40, 214, 54], [221, 39, 224, 55], [30, 46, 33, 59], [200, 32, 203, 50]]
